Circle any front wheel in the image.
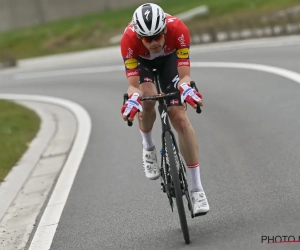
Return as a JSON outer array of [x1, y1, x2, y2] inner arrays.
[[165, 131, 190, 244]]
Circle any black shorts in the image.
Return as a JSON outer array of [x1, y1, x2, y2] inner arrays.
[[138, 51, 182, 107]]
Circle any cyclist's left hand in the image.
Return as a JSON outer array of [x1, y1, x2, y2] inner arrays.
[[179, 82, 203, 108], [121, 92, 143, 122]]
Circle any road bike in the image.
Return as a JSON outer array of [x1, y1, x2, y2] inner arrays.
[[123, 68, 203, 244]]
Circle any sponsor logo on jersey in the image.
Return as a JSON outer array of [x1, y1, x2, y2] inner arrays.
[[176, 48, 189, 59], [126, 69, 139, 78], [177, 59, 190, 67], [172, 75, 180, 88], [144, 77, 152, 82], [168, 17, 177, 22], [124, 24, 135, 33], [126, 48, 133, 58], [125, 58, 138, 69], [170, 99, 179, 105], [178, 34, 186, 46]]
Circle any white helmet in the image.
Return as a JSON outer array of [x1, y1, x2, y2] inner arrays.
[[132, 3, 166, 37]]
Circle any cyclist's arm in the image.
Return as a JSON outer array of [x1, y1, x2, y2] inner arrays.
[[177, 66, 192, 90], [120, 29, 142, 95], [127, 76, 142, 96], [174, 18, 192, 89]]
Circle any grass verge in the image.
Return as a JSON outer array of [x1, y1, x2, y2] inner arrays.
[[0, 0, 299, 60], [0, 100, 41, 182]]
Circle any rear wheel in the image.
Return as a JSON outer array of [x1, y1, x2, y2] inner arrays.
[[165, 131, 190, 244]]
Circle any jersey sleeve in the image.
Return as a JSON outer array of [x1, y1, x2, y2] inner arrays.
[[174, 20, 191, 67], [120, 32, 140, 78]]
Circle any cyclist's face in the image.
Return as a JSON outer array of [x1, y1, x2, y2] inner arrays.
[[140, 32, 165, 54]]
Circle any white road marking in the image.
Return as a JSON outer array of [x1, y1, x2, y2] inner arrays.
[[14, 62, 300, 87], [14, 65, 124, 80], [192, 62, 300, 85]]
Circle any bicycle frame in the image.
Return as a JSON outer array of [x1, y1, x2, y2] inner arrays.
[[151, 69, 176, 148], [151, 69, 179, 203]]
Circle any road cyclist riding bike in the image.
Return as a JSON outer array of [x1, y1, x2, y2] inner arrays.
[[120, 3, 210, 216]]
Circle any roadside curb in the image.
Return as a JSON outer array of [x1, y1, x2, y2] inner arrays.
[[191, 23, 300, 44], [0, 101, 56, 223], [0, 95, 91, 250]]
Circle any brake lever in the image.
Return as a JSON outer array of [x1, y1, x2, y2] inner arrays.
[[190, 81, 202, 114], [123, 93, 133, 126]]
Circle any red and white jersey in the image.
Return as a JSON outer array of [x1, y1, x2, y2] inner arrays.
[[120, 14, 191, 78]]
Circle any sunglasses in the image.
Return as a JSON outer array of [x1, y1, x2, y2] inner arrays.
[[139, 33, 165, 43]]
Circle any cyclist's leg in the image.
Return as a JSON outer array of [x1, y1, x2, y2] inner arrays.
[[169, 107, 199, 168], [138, 63, 160, 180], [138, 67, 157, 133], [159, 52, 199, 168], [160, 52, 209, 213], [138, 64, 157, 141]]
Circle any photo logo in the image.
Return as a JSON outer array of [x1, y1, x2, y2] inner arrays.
[[261, 235, 300, 244]]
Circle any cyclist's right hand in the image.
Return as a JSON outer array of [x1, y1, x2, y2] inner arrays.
[[121, 93, 143, 122]]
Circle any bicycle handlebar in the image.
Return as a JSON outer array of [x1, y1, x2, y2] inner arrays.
[[140, 92, 177, 101], [123, 81, 201, 126]]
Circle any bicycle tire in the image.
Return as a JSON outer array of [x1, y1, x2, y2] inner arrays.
[[164, 131, 190, 244]]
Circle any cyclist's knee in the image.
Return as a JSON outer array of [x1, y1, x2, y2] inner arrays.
[[168, 107, 190, 134], [142, 100, 156, 113], [140, 81, 156, 94], [140, 82, 156, 112]]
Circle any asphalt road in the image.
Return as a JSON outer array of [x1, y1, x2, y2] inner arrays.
[[1, 40, 300, 250]]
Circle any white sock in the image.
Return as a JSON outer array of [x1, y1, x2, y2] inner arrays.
[[187, 163, 203, 192], [140, 129, 155, 150]]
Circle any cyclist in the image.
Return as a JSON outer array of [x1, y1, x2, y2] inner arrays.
[[120, 3, 209, 215]]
